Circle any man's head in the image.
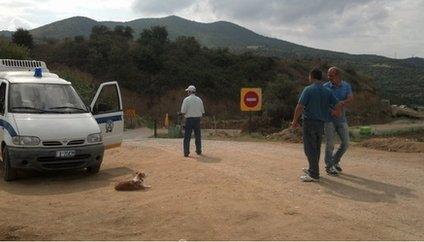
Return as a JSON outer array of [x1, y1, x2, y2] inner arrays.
[[309, 68, 322, 83], [185, 85, 196, 94], [327, 67, 341, 84]]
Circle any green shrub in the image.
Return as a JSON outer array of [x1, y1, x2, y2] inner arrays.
[[0, 38, 29, 59], [52, 66, 97, 104], [124, 114, 147, 129]]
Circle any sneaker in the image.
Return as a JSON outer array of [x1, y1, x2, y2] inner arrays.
[[334, 164, 342, 172], [302, 168, 309, 175], [326, 166, 339, 176], [300, 174, 319, 182]]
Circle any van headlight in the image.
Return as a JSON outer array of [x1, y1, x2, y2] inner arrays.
[[12, 136, 41, 146], [87, 133, 102, 143]]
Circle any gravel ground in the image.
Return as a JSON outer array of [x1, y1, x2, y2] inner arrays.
[[1, 138, 423, 240]]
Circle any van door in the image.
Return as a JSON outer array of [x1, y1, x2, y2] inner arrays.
[[0, 81, 7, 148], [90, 82, 124, 149]]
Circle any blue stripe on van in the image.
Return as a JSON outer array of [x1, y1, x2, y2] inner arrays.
[[0, 119, 18, 137], [95, 115, 122, 124]]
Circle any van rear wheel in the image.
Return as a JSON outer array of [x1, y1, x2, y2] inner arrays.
[[2, 146, 18, 181]]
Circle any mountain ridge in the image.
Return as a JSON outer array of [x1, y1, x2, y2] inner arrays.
[[0, 15, 400, 59], [1, 15, 419, 61]]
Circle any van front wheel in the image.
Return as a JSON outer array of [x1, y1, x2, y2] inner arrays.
[[2, 146, 18, 181]]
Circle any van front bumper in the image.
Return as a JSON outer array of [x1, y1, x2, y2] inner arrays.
[[7, 144, 105, 171]]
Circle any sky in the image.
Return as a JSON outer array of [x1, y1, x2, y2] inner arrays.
[[0, 0, 423, 59]]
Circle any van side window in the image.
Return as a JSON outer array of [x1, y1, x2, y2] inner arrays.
[[92, 85, 120, 114], [0, 83, 6, 115]]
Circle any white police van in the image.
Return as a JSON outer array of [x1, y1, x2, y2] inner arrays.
[[0, 59, 124, 181]]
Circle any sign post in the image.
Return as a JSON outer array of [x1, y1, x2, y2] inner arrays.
[[240, 88, 262, 134]]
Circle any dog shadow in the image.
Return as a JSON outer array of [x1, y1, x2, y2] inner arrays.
[[115, 186, 152, 193], [319, 173, 417, 203], [0, 166, 135, 195]]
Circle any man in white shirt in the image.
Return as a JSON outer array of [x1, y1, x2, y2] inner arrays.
[[180, 85, 205, 157]]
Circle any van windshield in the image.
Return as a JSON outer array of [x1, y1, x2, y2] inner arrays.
[[9, 83, 88, 114]]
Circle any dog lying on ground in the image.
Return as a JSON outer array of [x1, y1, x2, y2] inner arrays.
[[114, 172, 151, 191]]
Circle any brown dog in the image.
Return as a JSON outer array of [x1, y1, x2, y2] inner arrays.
[[114, 172, 151, 191]]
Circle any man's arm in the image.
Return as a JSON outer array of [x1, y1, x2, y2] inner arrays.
[[329, 91, 343, 118], [341, 83, 353, 107], [331, 102, 343, 118], [180, 99, 187, 115], [341, 94, 353, 107], [291, 88, 308, 128], [291, 103, 304, 128], [200, 99, 205, 115]]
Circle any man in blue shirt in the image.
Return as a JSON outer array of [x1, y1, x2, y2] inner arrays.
[[324, 67, 354, 175], [291, 68, 342, 182]]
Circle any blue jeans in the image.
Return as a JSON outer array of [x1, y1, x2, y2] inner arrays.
[[183, 117, 202, 156], [303, 119, 324, 179], [324, 122, 350, 168]]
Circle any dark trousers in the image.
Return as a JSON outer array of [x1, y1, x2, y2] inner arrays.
[[302, 119, 324, 179], [183, 117, 202, 156]]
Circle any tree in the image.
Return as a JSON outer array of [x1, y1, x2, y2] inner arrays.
[[133, 26, 169, 74], [12, 28, 33, 49], [87, 25, 117, 75], [172, 36, 201, 57], [58, 36, 89, 69], [137, 26, 168, 48], [114, 25, 134, 40]]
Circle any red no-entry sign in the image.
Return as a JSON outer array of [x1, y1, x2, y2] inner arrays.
[[244, 91, 259, 107], [240, 88, 262, 111]]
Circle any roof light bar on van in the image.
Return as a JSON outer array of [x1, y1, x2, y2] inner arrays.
[[0, 59, 49, 73]]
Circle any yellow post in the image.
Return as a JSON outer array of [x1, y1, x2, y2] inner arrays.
[[164, 113, 169, 128]]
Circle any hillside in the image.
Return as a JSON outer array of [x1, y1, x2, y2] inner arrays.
[[26, 16, 350, 57], [1, 15, 423, 105], [0, 30, 12, 38], [26, 16, 297, 48], [15, 16, 419, 61], [30, 16, 98, 40]]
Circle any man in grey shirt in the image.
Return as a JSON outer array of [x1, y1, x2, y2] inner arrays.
[[324, 67, 354, 175], [181, 85, 205, 157]]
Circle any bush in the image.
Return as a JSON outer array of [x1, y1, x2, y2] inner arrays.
[[124, 114, 147, 129], [52, 66, 97, 104], [0, 38, 29, 59], [264, 75, 299, 127]]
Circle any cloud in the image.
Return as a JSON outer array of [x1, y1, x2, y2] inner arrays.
[[0, 0, 137, 31], [208, 0, 391, 39], [132, 0, 197, 15], [1, 0, 423, 58], [131, 0, 423, 58]]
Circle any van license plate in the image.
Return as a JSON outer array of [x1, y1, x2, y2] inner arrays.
[[56, 150, 76, 158]]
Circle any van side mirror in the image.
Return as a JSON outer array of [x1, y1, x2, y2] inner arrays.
[[86, 104, 91, 113]]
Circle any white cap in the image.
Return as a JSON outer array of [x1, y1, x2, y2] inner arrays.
[[185, 85, 196, 92]]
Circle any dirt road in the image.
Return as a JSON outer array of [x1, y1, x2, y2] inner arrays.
[[1, 138, 423, 240]]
